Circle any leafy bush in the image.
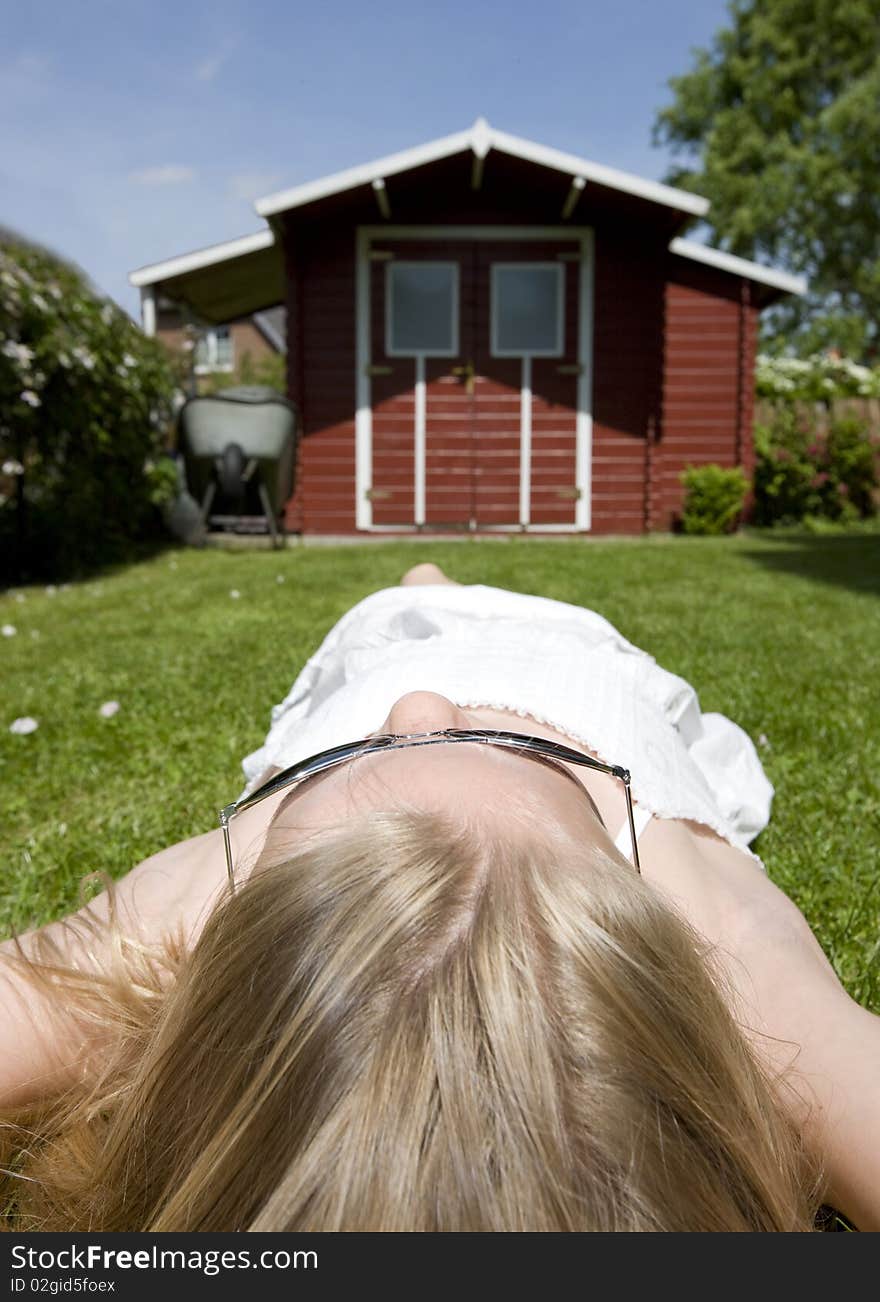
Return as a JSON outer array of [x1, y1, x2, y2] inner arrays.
[[0, 230, 181, 583], [756, 353, 880, 400], [678, 464, 749, 535], [752, 408, 879, 526]]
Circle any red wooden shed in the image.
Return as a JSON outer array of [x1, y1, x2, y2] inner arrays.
[[131, 120, 805, 536]]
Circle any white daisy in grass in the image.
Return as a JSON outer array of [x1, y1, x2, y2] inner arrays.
[[229, 589, 241, 599], [10, 717, 38, 734], [99, 701, 121, 718], [2, 624, 16, 636], [276, 574, 285, 584]]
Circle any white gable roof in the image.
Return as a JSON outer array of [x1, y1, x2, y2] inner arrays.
[[254, 117, 710, 220]]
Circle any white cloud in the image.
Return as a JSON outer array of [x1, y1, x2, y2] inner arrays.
[[129, 165, 196, 186], [195, 39, 237, 82], [227, 171, 284, 201]]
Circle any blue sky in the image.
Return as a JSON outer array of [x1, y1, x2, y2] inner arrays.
[[2, 0, 732, 320]]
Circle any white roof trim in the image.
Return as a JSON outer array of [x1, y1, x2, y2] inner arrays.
[[128, 229, 275, 288], [487, 125, 708, 217], [255, 117, 709, 219], [670, 238, 807, 295], [255, 126, 474, 218]]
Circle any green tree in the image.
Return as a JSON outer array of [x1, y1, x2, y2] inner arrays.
[[652, 0, 880, 362]]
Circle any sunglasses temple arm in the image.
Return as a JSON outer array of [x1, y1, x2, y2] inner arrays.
[[220, 810, 236, 892], [617, 770, 641, 874]]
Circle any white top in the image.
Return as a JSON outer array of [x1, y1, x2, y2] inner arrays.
[[240, 583, 773, 870]]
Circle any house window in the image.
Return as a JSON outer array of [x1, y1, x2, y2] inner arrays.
[[491, 264, 564, 357], [386, 262, 458, 356], [194, 326, 234, 372]]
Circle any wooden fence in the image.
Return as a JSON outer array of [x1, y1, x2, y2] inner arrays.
[[755, 397, 880, 435]]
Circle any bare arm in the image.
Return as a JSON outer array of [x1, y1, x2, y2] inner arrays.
[[0, 826, 227, 1110], [648, 838, 880, 1230]]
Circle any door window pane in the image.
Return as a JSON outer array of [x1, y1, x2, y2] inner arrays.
[[491, 264, 564, 356], [386, 262, 458, 356]]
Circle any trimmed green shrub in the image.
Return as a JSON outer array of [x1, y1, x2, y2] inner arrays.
[[679, 464, 749, 535], [0, 229, 180, 583]]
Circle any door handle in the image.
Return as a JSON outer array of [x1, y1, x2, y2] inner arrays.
[[451, 361, 475, 396]]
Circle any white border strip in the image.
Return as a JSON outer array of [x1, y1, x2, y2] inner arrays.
[[414, 356, 426, 526], [355, 228, 373, 530], [520, 356, 532, 527], [355, 225, 593, 533]]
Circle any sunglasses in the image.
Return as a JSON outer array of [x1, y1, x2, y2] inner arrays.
[[219, 727, 641, 888]]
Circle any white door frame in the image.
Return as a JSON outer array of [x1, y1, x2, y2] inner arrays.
[[355, 224, 595, 532]]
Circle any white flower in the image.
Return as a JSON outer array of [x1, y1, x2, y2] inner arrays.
[[72, 346, 96, 370], [0, 270, 17, 289], [2, 624, 16, 636], [9, 717, 39, 734], [30, 293, 48, 313], [57, 351, 71, 367], [229, 589, 241, 599], [58, 821, 67, 835], [2, 459, 24, 476], [48, 283, 63, 301], [101, 304, 114, 325], [116, 364, 129, 378], [123, 353, 137, 368], [99, 700, 120, 718], [758, 733, 771, 749], [20, 389, 41, 408], [275, 574, 285, 584], [2, 340, 35, 366]]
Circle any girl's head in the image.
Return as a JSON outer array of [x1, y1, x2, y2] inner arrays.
[[5, 797, 819, 1231]]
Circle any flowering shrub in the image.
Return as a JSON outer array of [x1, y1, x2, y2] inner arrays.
[[756, 353, 880, 400], [0, 230, 180, 582], [752, 408, 878, 526], [678, 464, 750, 535]]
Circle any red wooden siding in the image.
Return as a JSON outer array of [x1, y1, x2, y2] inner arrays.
[[278, 195, 759, 536], [659, 257, 756, 530], [590, 232, 664, 535], [283, 223, 358, 534]]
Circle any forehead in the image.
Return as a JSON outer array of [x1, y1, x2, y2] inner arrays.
[[272, 737, 606, 828]]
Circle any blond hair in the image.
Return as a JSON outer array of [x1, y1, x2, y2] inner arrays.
[[1, 807, 821, 1231]]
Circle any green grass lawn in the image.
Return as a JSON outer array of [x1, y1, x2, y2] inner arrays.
[[1, 530, 878, 1010]]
